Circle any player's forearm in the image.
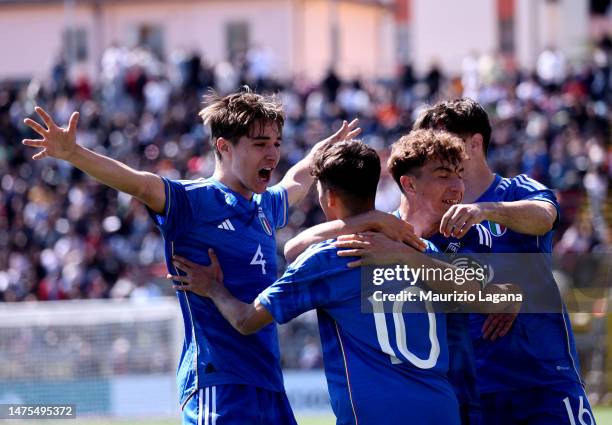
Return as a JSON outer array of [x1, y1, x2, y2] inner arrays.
[[478, 201, 557, 235], [391, 249, 513, 312], [207, 284, 266, 335], [284, 213, 377, 262], [280, 140, 325, 206], [68, 145, 166, 213]]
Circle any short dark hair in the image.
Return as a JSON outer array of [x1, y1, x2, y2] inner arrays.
[[311, 140, 381, 208], [199, 88, 284, 159], [388, 129, 466, 189], [413, 98, 492, 154]]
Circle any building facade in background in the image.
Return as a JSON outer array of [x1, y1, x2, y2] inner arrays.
[[398, 0, 595, 74], [0, 0, 395, 83]]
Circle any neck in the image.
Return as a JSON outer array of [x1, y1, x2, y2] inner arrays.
[[336, 202, 375, 221], [212, 163, 253, 200], [398, 197, 438, 238], [463, 160, 495, 203]]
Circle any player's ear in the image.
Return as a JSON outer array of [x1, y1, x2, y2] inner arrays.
[[216, 137, 232, 158], [467, 134, 483, 157], [399, 175, 416, 195], [326, 188, 337, 209]]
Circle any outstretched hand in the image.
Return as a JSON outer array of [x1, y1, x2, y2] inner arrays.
[[320, 119, 362, 146], [167, 249, 224, 297], [22, 106, 80, 161]]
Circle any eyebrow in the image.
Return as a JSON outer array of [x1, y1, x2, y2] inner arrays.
[[433, 166, 464, 173], [251, 135, 282, 141]]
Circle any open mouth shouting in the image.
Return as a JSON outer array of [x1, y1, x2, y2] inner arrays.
[[257, 167, 274, 184]]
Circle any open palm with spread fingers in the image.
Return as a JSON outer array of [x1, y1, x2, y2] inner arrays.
[[22, 106, 80, 161]]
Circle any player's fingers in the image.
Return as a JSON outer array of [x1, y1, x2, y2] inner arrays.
[[498, 318, 514, 338], [447, 210, 470, 237], [439, 206, 457, 237], [481, 315, 500, 340], [167, 274, 190, 283], [488, 315, 509, 341], [489, 320, 507, 341], [346, 127, 362, 140], [403, 234, 427, 251], [337, 233, 363, 242], [454, 216, 475, 239], [452, 213, 473, 238], [173, 284, 190, 291], [24, 118, 48, 136], [460, 215, 481, 238], [208, 248, 221, 269], [67, 111, 80, 134], [333, 240, 369, 250], [35, 106, 58, 129], [22, 139, 46, 148], [336, 249, 363, 257], [347, 259, 363, 268], [333, 120, 348, 138], [172, 258, 192, 272], [32, 150, 48, 160]]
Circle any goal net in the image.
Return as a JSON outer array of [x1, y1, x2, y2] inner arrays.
[[0, 298, 183, 418]]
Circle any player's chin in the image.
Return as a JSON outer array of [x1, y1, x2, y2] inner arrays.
[[251, 177, 270, 193]]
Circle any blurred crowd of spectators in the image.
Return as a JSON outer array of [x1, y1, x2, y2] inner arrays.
[[0, 38, 610, 368]]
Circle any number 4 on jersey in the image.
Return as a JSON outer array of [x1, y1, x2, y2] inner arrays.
[[250, 244, 267, 275]]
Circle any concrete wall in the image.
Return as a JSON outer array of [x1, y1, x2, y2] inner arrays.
[[515, 0, 589, 70], [410, 0, 498, 75], [0, 3, 98, 80], [300, 0, 395, 81], [0, 0, 395, 82]]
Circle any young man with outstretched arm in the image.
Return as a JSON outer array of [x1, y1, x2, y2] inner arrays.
[[21, 91, 422, 425]]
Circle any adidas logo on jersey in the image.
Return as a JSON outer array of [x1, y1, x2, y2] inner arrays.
[[217, 219, 235, 231]]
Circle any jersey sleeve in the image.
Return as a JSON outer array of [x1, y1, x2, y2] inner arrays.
[[263, 184, 289, 229], [257, 244, 348, 324], [147, 178, 198, 239], [510, 174, 560, 229], [424, 239, 440, 253]]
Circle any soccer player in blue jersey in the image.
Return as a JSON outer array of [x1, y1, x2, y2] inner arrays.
[[412, 99, 596, 425], [291, 130, 503, 425], [21, 91, 421, 424], [170, 140, 462, 425]]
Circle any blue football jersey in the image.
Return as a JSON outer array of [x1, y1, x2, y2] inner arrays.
[[429, 224, 491, 423], [469, 174, 583, 394], [259, 240, 459, 425], [149, 177, 289, 406]]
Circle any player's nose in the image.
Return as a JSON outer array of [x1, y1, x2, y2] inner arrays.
[[450, 176, 464, 193], [264, 144, 280, 161]]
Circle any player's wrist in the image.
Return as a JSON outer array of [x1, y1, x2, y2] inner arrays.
[[64, 144, 84, 163], [477, 202, 496, 222]]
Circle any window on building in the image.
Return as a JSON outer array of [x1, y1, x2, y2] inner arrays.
[[139, 24, 165, 59], [127, 24, 165, 59], [225, 21, 250, 61], [497, 0, 515, 54], [63, 27, 88, 62]]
